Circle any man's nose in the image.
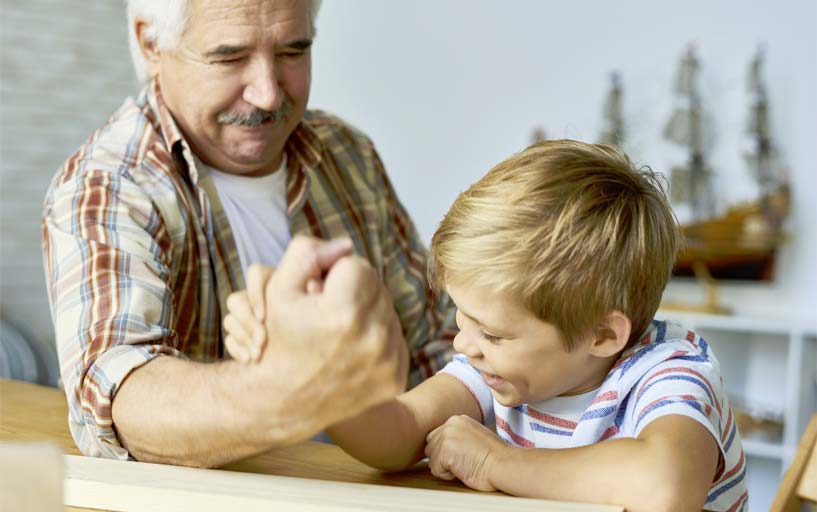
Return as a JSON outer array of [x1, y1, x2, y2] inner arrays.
[[453, 330, 482, 358], [243, 56, 282, 112]]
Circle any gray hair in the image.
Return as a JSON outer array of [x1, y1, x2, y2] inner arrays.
[[126, 0, 323, 83]]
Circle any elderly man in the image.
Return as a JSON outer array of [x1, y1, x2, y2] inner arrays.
[[42, 0, 455, 468]]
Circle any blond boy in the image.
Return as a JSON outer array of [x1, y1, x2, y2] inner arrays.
[[224, 140, 747, 511]]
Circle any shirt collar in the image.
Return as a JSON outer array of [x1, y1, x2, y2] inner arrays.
[[285, 117, 323, 171], [146, 79, 187, 153]]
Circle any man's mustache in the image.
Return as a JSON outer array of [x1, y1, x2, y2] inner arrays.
[[217, 102, 293, 126]]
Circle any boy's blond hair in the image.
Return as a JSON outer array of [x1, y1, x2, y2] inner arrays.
[[429, 140, 680, 350]]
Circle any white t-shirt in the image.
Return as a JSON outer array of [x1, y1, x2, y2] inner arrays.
[[201, 157, 338, 442], [201, 156, 291, 276]]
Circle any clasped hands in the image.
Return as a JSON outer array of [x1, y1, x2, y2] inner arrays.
[[222, 236, 409, 431]]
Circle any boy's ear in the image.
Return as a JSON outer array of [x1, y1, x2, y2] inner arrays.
[[134, 18, 162, 79], [587, 310, 631, 358]]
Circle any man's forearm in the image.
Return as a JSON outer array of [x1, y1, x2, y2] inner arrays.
[[111, 356, 325, 468]]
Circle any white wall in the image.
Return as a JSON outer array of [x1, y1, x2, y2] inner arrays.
[[309, 0, 817, 320], [0, 0, 135, 383]]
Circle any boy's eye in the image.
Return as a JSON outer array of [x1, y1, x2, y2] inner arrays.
[[480, 331, 502, 344]]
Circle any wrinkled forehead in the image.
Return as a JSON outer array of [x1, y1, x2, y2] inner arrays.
[[185, 0, 313, 44]]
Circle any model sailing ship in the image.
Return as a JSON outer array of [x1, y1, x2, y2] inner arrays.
[[663, 46, 789, 284]]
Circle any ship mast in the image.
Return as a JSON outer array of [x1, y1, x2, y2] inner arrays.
[[599, 72, 625, 148], [746, 48, 773, 191], [745, 47, 786, 225], [664, 46, 714, 221]]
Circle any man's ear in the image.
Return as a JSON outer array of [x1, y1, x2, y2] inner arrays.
[[134, 18, 162, 79], [587, 310, 631, 358]]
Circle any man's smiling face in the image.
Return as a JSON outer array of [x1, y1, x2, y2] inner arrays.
[[152, 0, 313, 176]]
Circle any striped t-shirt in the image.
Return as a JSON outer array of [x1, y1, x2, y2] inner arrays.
[[440, 320, 748, 511]]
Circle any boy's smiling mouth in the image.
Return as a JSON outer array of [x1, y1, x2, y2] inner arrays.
[[478, 370, 506, 388], [465, 359, 507, 388]]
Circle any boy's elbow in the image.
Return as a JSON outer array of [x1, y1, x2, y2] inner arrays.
[[371, 461, 412, 473], [640, 487, 706, 512], [365, 453, 423, 473], [333, 442, 419, 473], [627, 468, 708, 512]]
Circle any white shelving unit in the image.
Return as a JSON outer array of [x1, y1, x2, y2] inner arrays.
[[656, 310, 817, 511]]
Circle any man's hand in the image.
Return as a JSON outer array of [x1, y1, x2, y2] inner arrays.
[[223, 240, 346, 363], [227, 236, 410, 437], [424, 415, 507, 492]]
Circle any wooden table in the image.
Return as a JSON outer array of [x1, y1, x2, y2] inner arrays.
[[0, 378, 621, 511]]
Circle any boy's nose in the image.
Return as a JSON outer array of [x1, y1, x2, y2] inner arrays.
[[453, 330, 482, 358]]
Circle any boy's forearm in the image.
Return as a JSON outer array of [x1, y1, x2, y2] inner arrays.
[[328, 373, 482, 472], [327, 397, 426, 471], [489, 438, 669, 511], [487, 417, 718, 512]]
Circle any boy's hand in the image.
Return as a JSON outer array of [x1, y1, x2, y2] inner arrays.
[[223, 257, 336, 364], [424, 415, 506, 492], [224, 289, 267, 363]]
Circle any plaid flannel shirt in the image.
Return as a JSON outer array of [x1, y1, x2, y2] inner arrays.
[[42, 80, 456, 459]]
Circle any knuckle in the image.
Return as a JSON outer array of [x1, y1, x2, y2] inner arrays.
[[334, 308, 359, 335], [291, 234, 309, 246], [225, 336, 238, 355], [303, 250, 320, 270], [344, 256, 372, 282], [332, 256, 357, 278], [226, 292, 242, 311], [222, 314, 235, 332], [369, 323, 390, 349], [291, 234, 317, 253]]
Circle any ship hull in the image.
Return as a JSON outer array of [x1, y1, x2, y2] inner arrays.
[[671, 186, 788, 282], [673, 249, 776, 281]]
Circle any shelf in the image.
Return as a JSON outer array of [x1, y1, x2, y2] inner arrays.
[[742, 439, 784, 460], [652, 308, 817, 510], [656, 310, 817, 336]]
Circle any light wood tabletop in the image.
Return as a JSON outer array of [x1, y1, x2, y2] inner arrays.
[[0, 378, 622, 511]]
